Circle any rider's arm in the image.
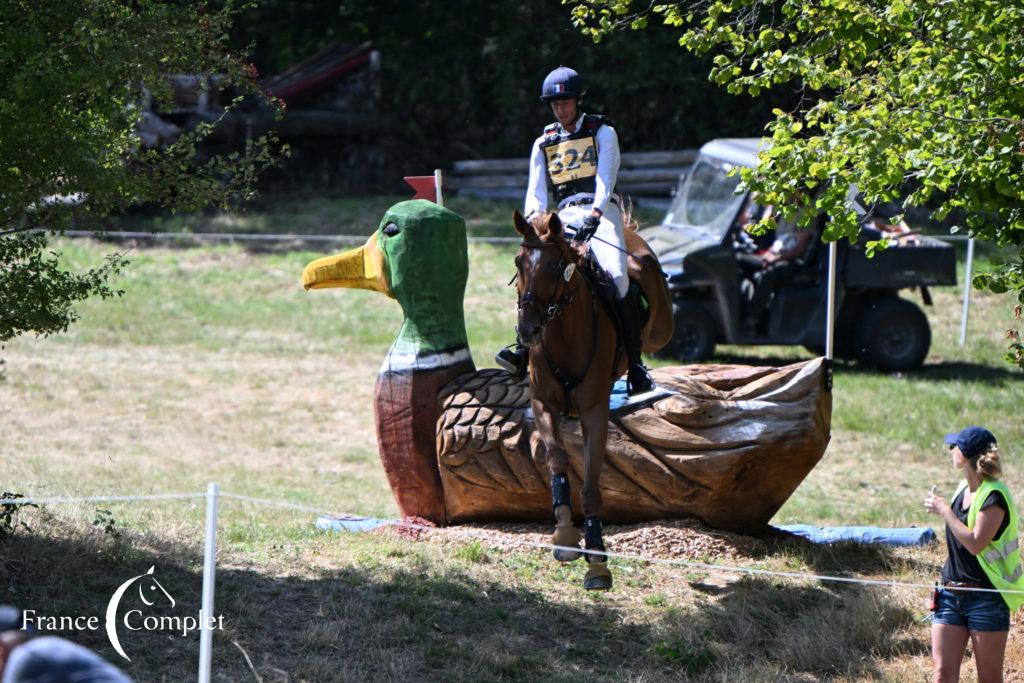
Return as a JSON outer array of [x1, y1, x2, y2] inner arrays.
[[524, 137, 548, 217], [591, 124, 620, 215]]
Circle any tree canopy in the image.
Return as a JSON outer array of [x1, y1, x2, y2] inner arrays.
[[230, 0, 796, 161], [569, 0, 1024, 366], [0, 0, 279, 342]]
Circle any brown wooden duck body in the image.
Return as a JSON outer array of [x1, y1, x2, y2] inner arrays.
[[435, 358, 831, 533]]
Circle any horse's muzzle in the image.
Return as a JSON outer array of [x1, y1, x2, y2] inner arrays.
[[517, 321, 543, 347]]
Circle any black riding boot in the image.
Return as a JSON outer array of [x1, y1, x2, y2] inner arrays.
[[615, 290, 654, 395], [495, 343, 527, 378]]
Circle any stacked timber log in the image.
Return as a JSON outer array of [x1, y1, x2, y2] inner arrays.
[[447, 149, 697, 201]]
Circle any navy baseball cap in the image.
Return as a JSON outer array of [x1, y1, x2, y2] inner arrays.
[[944, 426, 997, 460]]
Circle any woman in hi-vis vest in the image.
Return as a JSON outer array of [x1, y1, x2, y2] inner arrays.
[[924, 426, 1022, 683]]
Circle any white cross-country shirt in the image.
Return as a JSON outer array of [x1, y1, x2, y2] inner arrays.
[[523, 112, 621, 217]]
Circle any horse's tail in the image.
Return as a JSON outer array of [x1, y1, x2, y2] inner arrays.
[[621, 195, 640, 233]]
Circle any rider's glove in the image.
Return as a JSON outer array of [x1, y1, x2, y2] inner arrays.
[[575, 214, 600, 242]]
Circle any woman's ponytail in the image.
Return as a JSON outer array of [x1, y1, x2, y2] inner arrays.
[[974, 444, 1002, 481]]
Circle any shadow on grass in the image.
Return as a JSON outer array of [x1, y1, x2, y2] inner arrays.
[[888, 361, 1021, 386], [699, 352, 1021, 387], [1, 525, 926, 682], [764, 532, 937, 581]]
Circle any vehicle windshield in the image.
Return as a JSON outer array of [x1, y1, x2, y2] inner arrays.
[[663, 158, 746, 241]]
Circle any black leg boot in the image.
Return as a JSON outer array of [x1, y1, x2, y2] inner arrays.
[[583, 516, 613, 590], [495, 342, 528, 378], [614, 291, 654, 395], [550, 473, 581, 562]]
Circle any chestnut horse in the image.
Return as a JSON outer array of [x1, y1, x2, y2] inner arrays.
[[512, 209, 672, 591]]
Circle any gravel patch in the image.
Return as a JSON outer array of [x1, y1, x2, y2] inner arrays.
[[423, 517, 776, 563]]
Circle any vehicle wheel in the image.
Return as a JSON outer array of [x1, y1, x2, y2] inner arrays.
[[856, 298, 931, 371], [665, 303, 717, 361]]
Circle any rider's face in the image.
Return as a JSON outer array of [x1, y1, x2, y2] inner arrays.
[[550, 98, 579, 129]]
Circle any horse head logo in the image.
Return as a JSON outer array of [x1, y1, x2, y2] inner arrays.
[[105, 566, 175, 661]]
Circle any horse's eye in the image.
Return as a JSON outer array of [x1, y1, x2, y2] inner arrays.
[[382, 223, 400, 237], [514, 255, 522, 268]]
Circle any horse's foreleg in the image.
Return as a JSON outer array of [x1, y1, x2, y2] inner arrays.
[[578, 407, 608, 518], [532, 399, 582, 562], [579, 406, 613, 590]]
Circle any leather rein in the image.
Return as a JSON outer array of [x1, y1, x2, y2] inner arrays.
[[517, 240, 600, 405]]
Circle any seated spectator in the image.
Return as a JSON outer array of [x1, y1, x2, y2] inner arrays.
[[0, 605, 133, 683], [860, 199, 918, 245], [734, 196, 776, 291], [734, 196, 776, 255], [742, 216, 816, 331]]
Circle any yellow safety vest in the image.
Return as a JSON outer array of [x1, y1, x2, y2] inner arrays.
[[954, 479, 1024, 610]]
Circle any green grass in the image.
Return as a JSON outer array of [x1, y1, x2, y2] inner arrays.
[[2, 196, 1022, 681]]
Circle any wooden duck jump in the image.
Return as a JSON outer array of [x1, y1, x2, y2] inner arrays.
[[437, 360, 831, 532], [303, 200, 831, 534]]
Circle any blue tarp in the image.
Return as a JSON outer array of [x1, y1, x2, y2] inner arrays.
[[316, 514, 389, 533], [608, 378, 674, 411], [776, 524, 937, 547]]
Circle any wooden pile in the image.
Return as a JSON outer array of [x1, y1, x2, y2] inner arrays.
[[447, 149, 697, 201]]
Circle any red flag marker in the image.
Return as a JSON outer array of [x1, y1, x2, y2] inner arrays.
[[404, 176, 436, 202]]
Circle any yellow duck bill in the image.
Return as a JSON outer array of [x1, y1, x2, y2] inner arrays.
[[302, 233, 393, 297]]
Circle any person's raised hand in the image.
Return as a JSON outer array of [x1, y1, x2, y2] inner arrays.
[[924, 486, 950, 518]]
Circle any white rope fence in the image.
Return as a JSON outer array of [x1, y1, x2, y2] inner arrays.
[[45, 229, 521, 245], [8, 484, 1023, 680]]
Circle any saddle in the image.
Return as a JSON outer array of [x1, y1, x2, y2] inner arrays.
[[575, 228, 672, 356], [580, 253, 648, 339]]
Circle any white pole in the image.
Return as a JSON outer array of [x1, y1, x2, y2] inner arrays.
[[959, 237, 975, 347], [434, 169, 444, 207], [198, 482, 219, 683], [825, 241, 838, 360]]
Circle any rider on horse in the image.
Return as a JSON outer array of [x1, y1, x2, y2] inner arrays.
[[496, 66, 654, 395]]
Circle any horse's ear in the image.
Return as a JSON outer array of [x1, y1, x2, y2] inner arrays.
[[548, 212, 563, 238], [513, 209, 529, 236]]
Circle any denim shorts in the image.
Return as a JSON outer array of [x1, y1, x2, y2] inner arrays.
[[932, 587, 1010, 632]]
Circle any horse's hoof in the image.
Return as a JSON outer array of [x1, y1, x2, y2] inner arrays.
[[584, 563, 613, 591], [554, 548, 583, 562], [552, 523, 582, 562]]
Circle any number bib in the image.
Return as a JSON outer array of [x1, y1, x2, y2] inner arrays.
[[544, 136, 598, 186]]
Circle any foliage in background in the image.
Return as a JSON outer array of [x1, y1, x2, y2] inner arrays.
[[568, 0, 1024, 368], [230, 0, 796, 164], [0, 492, 35, 543], [0, 0, 282, 342]]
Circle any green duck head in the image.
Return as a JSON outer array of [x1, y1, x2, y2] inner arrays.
[[303, 199, 472, 369]]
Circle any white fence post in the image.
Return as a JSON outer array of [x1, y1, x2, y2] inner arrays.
[[434, 168, 444, 207], [825, 241, 838, 361], [959, 237, 975, 347], [198, 483, 220, 683]]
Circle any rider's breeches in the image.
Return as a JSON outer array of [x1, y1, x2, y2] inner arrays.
[[558, 204, 629, 299]]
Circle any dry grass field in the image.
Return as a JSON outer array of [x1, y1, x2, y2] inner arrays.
[[2, 196, 1023, 681]]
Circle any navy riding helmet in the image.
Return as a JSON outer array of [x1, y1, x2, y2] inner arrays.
[[540, 66, 584, 102]]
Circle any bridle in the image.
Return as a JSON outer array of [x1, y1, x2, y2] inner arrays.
[[516, 240, 579, 329], [515, 238, 601, 405]]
